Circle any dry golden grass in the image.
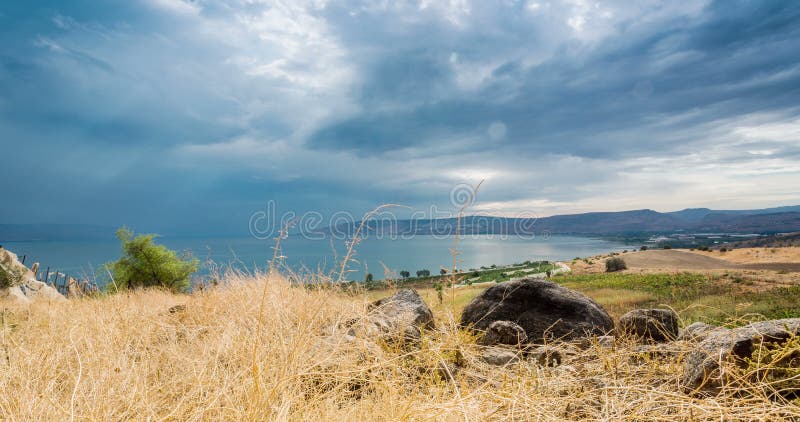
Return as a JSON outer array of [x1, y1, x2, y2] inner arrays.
[[2, 271, 800, 421], [692, 247, 800, 264]]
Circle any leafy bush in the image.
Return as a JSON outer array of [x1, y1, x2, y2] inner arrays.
[[605, 257, 627, 272], [663, 244, 672, 250], [640, 246, 648, 251], [105, 227, 198, 293]]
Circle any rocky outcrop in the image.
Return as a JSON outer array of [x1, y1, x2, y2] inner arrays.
[[478, 320, 528, 346], [0, 247, 65, 305], [460, 278, 614, 343], [618, 308, 679, 342], [681, 318, 800, 394], [350, 289, 434, 345]]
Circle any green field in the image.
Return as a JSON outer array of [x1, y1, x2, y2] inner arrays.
[[553, 272, 800, 325], [359, 260, 557, 289]]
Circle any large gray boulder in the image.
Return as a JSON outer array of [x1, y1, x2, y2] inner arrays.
[[618, 308, 679, 342], [681, 318, 800, 394], [460, 278, 614, 343]]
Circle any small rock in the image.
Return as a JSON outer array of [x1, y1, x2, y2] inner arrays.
[[352, 289, 435, 347], [577, 335, 616, 350], [529, 346, 562, 367], [596, 335, 616, 348], [168, 304, 187, 314], [369, 288, 434, 330], [482, 347, 520, 366], [618, 308, 679, 342], [478, 320, 528, 346]]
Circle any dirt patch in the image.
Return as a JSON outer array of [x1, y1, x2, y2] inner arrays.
[[738, 262, 800, 272], [693, 247, 800, 264], [624, 250, 734, 270], [621, 249, 800, 273]]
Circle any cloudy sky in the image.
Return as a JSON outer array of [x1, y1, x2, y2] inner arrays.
[[2, 0, 799, 235]]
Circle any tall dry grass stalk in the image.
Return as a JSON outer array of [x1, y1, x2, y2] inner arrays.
[[1, 271, 799, 420], [336, 204, 405, 284], [450, 180, 483, 309]]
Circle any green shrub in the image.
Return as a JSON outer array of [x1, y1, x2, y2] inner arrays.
[[640, 246, 648, 251], [663, 244, 672, 250], [605, 257, 627, 273], [105, 227, 198, 293], [433, 282, 443, 304]]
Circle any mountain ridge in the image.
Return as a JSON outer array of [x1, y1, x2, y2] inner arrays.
[[322, 207, 800, 236], [3, 206, 800, 241]]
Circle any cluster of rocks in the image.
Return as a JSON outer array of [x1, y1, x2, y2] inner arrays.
[[361, 277, 800, 396], [0, 247, 65, 305]]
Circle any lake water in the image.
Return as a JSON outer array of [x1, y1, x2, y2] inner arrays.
[[3, 235, 638, 282]]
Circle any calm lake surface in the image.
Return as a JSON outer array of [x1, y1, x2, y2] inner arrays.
[[4, 235, 638, 282]]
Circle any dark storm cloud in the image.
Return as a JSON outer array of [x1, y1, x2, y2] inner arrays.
[[310, 0, 800, 158], [1, 0, 799, 233]]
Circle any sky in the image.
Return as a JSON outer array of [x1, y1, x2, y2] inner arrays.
[[2, 0, 800, 236]]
